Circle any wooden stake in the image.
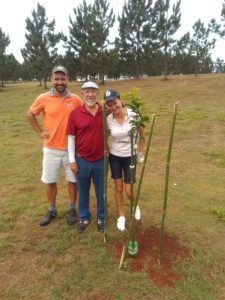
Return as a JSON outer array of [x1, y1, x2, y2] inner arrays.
[[159, 102, 179, 260]]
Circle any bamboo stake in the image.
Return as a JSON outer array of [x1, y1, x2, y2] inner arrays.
[[102, 100, 109, 243], [129, 131, 136, 251], [159, 102, 179, 260], [133, 114, 156, 213], [119, 114, 156, 269], [129, 132, 135, 228]]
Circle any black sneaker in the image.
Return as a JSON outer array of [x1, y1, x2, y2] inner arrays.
[[97, 219, 105, 232], [77, 219, 90, 233], [67, 208, 77, 225], [39, 210, 57, 226]]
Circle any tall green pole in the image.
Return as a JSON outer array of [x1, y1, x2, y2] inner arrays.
[[129, 131, 136, 250], [119, 114, 156, 269], [133, 114, 156, 213], [102, 100, 109, 243], [159, 102, 179, 260], [129, 132, 135, 217]]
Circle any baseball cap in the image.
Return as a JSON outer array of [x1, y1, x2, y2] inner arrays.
[[104, 89, 120, 101], [52, 65, 68, 76], [81, 81, 99, 90]]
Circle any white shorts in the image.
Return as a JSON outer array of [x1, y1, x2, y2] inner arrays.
[[41, 147, 76, 184]]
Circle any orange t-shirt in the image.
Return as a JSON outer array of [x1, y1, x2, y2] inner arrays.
[[30, 89, 83, 149]]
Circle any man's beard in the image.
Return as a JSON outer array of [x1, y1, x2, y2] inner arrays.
[[55, 84, 66, 93], [85, 99, 97, 107]]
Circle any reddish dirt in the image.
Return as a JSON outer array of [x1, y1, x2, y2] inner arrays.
[[109, 224, 190, 287]]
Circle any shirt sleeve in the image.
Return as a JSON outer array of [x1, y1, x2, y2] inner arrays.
[[30, 95, 45, 115], [67, 110, 77, 135], [68, 135, 76, 163]]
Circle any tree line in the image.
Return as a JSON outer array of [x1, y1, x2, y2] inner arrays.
[[0, 0, 225, 87]]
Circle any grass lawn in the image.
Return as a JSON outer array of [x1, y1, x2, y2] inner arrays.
[[0, 74, 224, 300]]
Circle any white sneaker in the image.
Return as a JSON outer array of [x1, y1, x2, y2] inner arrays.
[[134, 205, 141, 220], [117, 216, 126, 231]]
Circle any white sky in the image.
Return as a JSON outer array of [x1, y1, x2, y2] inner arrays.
[[1, 0, 225, 63]]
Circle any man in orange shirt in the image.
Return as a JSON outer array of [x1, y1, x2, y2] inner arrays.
[[28, 66, 83, 226]]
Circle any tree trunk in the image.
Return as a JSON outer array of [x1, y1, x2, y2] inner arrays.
[[100, 73, 105, 85], [163, 56, 168, 81], [135, 59, 140, 80], [195, 60, 198, 76], [44, 78, 47, 89]]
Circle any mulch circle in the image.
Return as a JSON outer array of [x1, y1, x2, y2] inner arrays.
[[108, 223, 191, 287]]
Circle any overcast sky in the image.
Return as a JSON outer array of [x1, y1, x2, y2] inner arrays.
[[1, 0, 225, 63]]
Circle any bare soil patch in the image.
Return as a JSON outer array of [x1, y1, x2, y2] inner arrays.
[[109, 224, 190, 287]]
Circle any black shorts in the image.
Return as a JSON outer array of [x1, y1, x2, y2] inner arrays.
[[109, 153, 136, 184]]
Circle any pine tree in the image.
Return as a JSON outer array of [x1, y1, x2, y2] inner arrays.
[[4, 54, 21, 83], [220, 2, 225, 37], [153, 0, 181, 80], [210, 1, 225, 38], [21, 3, 62, 88], [190, 19, 215, 76], [104, 48, 120, 79], [67, 0, 94, 80], [0, 28, 10, 86], [118, 0, 154, 79], [214, 58, 225, 73], [208, 1, 225, 53], [92, 0, 115, 84], [67, 0, 115, 82], [172, 32, 194, 74]]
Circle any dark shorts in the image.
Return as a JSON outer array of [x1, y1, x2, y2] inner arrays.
[[109, 153, 136, 184]]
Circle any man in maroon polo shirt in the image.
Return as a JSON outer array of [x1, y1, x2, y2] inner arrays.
[[67, 81, 105, 233]]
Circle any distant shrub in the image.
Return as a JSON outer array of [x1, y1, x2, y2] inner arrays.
[[121, 90, 143, 103]]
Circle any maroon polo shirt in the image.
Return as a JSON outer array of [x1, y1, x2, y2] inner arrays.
[[67, 103, 104, 161]]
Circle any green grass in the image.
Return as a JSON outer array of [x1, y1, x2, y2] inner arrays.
[[0, 75, 225, 299], [209, 207, 225, 222]]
